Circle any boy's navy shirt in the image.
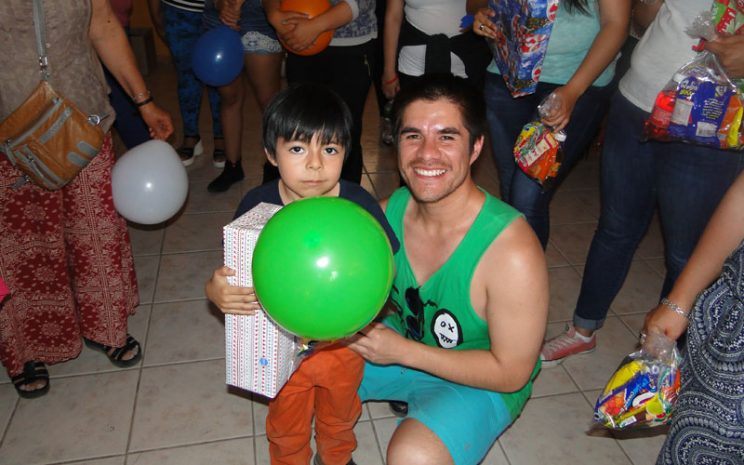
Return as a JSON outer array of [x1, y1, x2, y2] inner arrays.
[[234, 179, 400, 254]]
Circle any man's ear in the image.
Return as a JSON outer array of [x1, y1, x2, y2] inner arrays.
[[470, 135, 485, 165], [265, 148, 278, 167]]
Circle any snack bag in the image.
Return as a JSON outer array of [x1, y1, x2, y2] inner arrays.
[[513, 93, 565, 186], [643, 51, 744, 150], [594, 331, 681, 430]]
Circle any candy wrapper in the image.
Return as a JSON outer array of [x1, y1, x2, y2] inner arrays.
[[643, 51, 744, 150], [594, 331, 681, 430], [513, 93, 565, 186], [486, 0, 559, 97], [223, 202, 313, 398]]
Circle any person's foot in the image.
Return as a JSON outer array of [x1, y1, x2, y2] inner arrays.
[[207, 161, 244, 193], [11, 361, 50, 398], [177, 136, 203, 166], [313, 454, 356, 465], [540, 324, 596, 367], [213, 137, 226, 168], [84, 334, 142, 368]]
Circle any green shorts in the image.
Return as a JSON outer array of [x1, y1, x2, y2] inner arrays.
[[359, 362, 519, 465]]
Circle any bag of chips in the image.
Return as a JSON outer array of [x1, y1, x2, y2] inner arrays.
[[513, 92, 565, 186], [643, 51, 744, 150], [594, 331, 681, 430]]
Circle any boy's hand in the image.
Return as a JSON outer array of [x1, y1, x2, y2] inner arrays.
[[206, 266, 261, 316], [280, 16, 325, 52]]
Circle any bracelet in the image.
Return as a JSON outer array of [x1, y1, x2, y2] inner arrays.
[[383, 75, 399, 85], [660, 297, 690, 319], [132, 90, 151, 104], [135, 96, 154, 108]]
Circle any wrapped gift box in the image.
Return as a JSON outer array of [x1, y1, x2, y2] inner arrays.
[[223, 202, 301, 398], [486, 0, 559, 97]]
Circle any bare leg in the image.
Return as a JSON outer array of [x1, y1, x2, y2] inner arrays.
[[387, 419, 455, 465]]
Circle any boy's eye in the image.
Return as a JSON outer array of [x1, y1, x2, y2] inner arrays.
[[288, 146, 305, 154], [323, 146, 340, 155]]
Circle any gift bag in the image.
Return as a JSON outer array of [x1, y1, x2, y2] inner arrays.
[[486, 0, 559, 97], [223, 202, 308, 398], [594, 331, 681, 430], [643, 51, 744, 150]]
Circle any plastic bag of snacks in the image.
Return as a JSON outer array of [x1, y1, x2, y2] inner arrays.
[[513, 93, 565, 186], [643, 51, 744, 150], [594, 331, 681, 430]]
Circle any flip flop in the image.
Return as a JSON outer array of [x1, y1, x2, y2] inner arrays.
[[84, 334, 142, 368], [11, 361, 50, 399]]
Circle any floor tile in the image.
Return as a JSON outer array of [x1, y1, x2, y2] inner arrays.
[[1, 370, 138, 465], [365, 400, 398, 420], [550, 188, 599, 225], [610, 260, 664, 316], [481, 442, 510, 465], [637, 216, 665, 260], [0, 383, 18, 439], [50, 306, 151, 377], [134, 255, 160, 304], [128, 225, 164, 257], [500, 393, 632, 465], [130, 360, 252, 451], [643, 257, 666, 279], [531, 365, 579, 398], [560, 318, 639, 391], [183, 180, 242, 214], [549, 222, 598, 265], [126, 438, 253, 465], [545, 243, 569, 268], [68, 457, 125, 465], [547, 267, 583, 323], [154, 250, 222, 302], [145, 300, 225, 365], [162, 212, 233, 253]]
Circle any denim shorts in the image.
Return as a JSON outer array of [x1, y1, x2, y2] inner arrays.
[[202, 0, 282, 54], [359, 362, 517, 465]]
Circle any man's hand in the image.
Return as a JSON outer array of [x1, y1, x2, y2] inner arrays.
[[705, 35, 744, 79], [205, 266, 261, 315], [346, 322, 410, 365]]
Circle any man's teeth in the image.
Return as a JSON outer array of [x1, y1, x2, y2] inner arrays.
[[415, 168, 446, 177]]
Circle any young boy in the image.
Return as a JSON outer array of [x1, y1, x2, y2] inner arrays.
[[206, 83, 399, 465]]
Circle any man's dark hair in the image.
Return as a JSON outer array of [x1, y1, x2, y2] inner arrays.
[[392, 74, 487, 151], [263, 83, 353, 159]]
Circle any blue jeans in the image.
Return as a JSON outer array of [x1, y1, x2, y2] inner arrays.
[[162, 3, 222, 139], [573, 92, 744, 330], [485, 72, 613, 247]]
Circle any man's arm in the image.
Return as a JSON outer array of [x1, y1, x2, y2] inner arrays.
[[348, 217, 549, 392]]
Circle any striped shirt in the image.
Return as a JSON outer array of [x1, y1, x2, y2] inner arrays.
[[161, 0, 205, 13]]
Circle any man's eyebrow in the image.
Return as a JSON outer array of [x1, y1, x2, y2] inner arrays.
[[438, 127, 461, 135], [399, 126, 420, 134]]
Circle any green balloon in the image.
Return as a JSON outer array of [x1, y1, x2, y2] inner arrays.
[[252, 197, 395, 340]]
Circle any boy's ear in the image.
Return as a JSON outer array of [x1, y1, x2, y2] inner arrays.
[[264, 148, 278, 167]]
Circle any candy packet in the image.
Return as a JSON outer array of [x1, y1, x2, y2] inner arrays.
[[643, 51, 744, 150], [513, 93, 565, 186], [593, 331, 681, 430]]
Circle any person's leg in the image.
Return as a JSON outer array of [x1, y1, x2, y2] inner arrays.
[[207, 74, 245, 192], [207, 85, 225, 165], [655, 142, 744, 296], [162, 4, 204, 164], [541, 93, 657, 364], [314, 348, 364, 465], [483, 73, 545, 203], [267, 364, 316, 465], [508, 83, 613, 247]]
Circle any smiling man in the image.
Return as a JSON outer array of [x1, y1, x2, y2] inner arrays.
[[347, 75, 549, 465]]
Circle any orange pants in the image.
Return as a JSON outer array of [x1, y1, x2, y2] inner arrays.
[[266, 346, 364, 465]]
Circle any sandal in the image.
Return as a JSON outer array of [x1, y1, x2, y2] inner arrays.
[[177, 136, 203, 167], [84, 334, 142, 368], [213, 137, 226, 168], [11, 361, 50, 399]]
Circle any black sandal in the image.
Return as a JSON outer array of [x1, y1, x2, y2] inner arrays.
[[84, 334, 142, 368], [11, 361, 50, 399]]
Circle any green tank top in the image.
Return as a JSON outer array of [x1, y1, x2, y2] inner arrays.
[[384, 187, 539, 418]]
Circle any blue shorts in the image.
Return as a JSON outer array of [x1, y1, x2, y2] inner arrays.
[[359, 362, 517, 465], [202, 0, 282, 54]]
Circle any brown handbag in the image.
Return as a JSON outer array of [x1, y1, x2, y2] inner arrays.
[[0, 0, 104, 191]]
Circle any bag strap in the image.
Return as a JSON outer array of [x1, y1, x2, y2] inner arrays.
[[32, 0, 51, 81]]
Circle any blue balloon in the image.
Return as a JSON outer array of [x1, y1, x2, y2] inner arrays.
[[192, 26, 244, 87]]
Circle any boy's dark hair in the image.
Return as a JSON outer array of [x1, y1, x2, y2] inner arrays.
[[391, 74, 487, 152], [263, 83, 353, 159]]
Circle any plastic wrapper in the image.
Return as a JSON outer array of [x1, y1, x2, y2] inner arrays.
[[643, 51, 744, 150], [486, 0, 559, 97], [513, 93, 565, 186], [593, 331, 681, 430]]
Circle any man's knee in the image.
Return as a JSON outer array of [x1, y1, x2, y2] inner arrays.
[[386, 419, 455, 465]]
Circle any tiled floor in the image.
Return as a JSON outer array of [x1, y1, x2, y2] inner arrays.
[[0, 60, 670, 465]]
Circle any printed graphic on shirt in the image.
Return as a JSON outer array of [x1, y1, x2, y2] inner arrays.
[[431, 309, 463, 348]]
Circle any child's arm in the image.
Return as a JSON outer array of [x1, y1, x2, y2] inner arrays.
[[274, 1, 354, 53], [206, 266, 261, 316]]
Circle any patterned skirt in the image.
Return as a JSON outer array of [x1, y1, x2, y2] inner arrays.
[[657, 242, 744, 464], [0, 135, 139, 377]]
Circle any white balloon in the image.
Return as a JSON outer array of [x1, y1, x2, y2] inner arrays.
[[111, 140, 189, 225]]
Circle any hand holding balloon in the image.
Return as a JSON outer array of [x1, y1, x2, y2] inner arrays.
[[278, 0, 334, 56], [206, 266, 261, 316]]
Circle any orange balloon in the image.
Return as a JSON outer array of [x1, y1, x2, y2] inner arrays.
[[280, 0, 334, 56]]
